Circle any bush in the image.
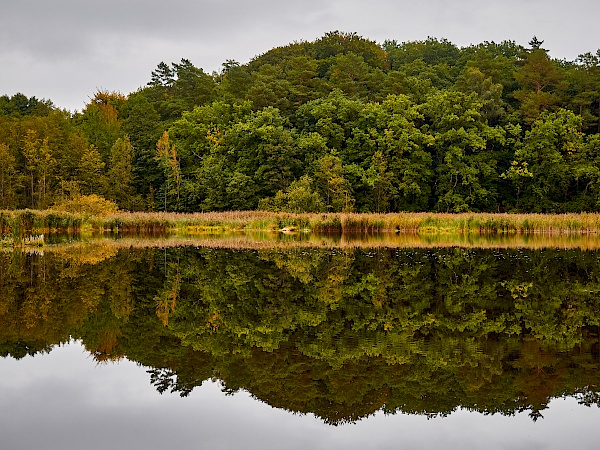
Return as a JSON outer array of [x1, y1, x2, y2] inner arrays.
[[52, 195, 119, 218]]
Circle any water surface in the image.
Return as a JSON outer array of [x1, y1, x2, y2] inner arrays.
[[1, 234, 600, 448]]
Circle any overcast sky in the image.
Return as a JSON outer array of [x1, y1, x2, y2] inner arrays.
[[2, 0, 598, 112]]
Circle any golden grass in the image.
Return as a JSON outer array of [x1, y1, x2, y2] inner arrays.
[[4, 209, 600, 235], [92, 211, 600, 234]]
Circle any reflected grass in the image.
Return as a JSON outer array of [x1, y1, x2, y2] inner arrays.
[[4, 231, 600, 257]]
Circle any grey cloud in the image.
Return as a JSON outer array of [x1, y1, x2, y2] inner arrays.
[[2, 0, 599, 110], [2, 1, 330, 61]]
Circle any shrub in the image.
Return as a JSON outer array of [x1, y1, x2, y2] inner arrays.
[[52, 195, 119, 218]]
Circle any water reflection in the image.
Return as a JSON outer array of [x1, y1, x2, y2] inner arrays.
[[29, 229, 600, 250], [1, 236, 600, 427], [2, 341, 597, 450]]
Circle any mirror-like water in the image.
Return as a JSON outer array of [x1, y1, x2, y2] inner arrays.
[[2, 235, 600, 448]]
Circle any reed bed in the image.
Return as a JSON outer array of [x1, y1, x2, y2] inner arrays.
[[0, 209, 82, 235], [3, 209, 600, 236]]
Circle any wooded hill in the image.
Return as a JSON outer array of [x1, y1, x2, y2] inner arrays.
[[2, 32, 600, 214]]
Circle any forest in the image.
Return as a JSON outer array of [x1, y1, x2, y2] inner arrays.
[[2, 32, 600, 214]]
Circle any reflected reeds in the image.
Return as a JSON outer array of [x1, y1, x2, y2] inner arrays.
[[10, 230, 600, 254]]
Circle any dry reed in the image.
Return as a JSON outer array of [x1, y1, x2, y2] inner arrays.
[[4, 209, 600, 235]]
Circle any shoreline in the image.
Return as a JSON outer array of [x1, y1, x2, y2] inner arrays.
[[3, 209, 600, 238]]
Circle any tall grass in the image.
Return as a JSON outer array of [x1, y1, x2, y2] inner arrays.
[[3, 209, 600, 235], [0, 209, 81, 236]]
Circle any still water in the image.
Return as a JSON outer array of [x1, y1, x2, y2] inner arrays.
[[1, 234, 600, 449]]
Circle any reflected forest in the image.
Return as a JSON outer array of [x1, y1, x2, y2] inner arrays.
[[2, 243, 600, 423]]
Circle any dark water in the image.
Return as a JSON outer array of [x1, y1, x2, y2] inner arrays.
[[1, 240, 600, 449]]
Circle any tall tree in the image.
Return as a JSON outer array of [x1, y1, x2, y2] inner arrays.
[[22, 130, 55, 209], [421, 90, 503, 212], [513, 38, 567, 124], [77, 90, 125, 160], [0, 143, 20, 209], [77, 145, 106, 196], [568, 50, 600, 133], [121, 93, 164, 202], [504, 109, 584, 211], [155, 131, 182, 211], [379, 95, 433, 211], [312, 153, 354, 212], [107, 137, 136, 210]]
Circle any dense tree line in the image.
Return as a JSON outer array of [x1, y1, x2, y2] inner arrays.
[[2, 32, 600, 213]]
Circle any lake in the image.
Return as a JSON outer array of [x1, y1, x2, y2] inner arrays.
[[1, 233, 599, 449]]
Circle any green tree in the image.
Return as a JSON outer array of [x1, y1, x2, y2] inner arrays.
[[171, 59, 216, 111], [194, 153, 231, 211], [568, 50, 600, 133], [312, 154, 354, 212], [107, 137, 137, 210], [246, 64, 293, 113], [0, 143, 20, 209], [459, 41, 522, 104], [218, 60, 252, 101], [571, 134, 600, 209], [226, 172, 258, 210], [76, 91, 125, 160], [421, 90, 504, 212], [155, 131, 182, 211], [121, 93, 164, 204], [228, 107, 303, 199], [0, 93, 54, 117], [455, 67, 505, 123], [296, 90, 365, 161], [378, 95, 433, 211], [313, 31, 388, 71], [77, 144, 106, 196], [362, 151, 392, 213], [22, 129, 56, 209], [145, 59, 216, 121], [326, 53, 385, 101], [504, 109, 584, 211], [281, 56, 324, 111], [513, 39, 567, 124], [259, 175, 325, 213]]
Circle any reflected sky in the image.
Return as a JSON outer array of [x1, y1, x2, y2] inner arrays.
[[1, 341, 598, 450]]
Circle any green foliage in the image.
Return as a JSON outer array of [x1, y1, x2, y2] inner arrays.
[[22, 129, 56, 209], [120, 93, 164, 201], [155, 131, 182, 211], [75, 91, 125, 160], [505, 109, 584, 211], [1, 33, 600, 213], [312, 154, 354, 212], [0, 143, 21, 209], [107, 137, 138, 210], [421, 90, 504, 212], [259, 175, 325, 213], [0, 94, 54, 117], [513, 47, 567, 123], [146, 59, 216, 121], [52, 194, 119, 218], [76, 144, 106, 196]]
